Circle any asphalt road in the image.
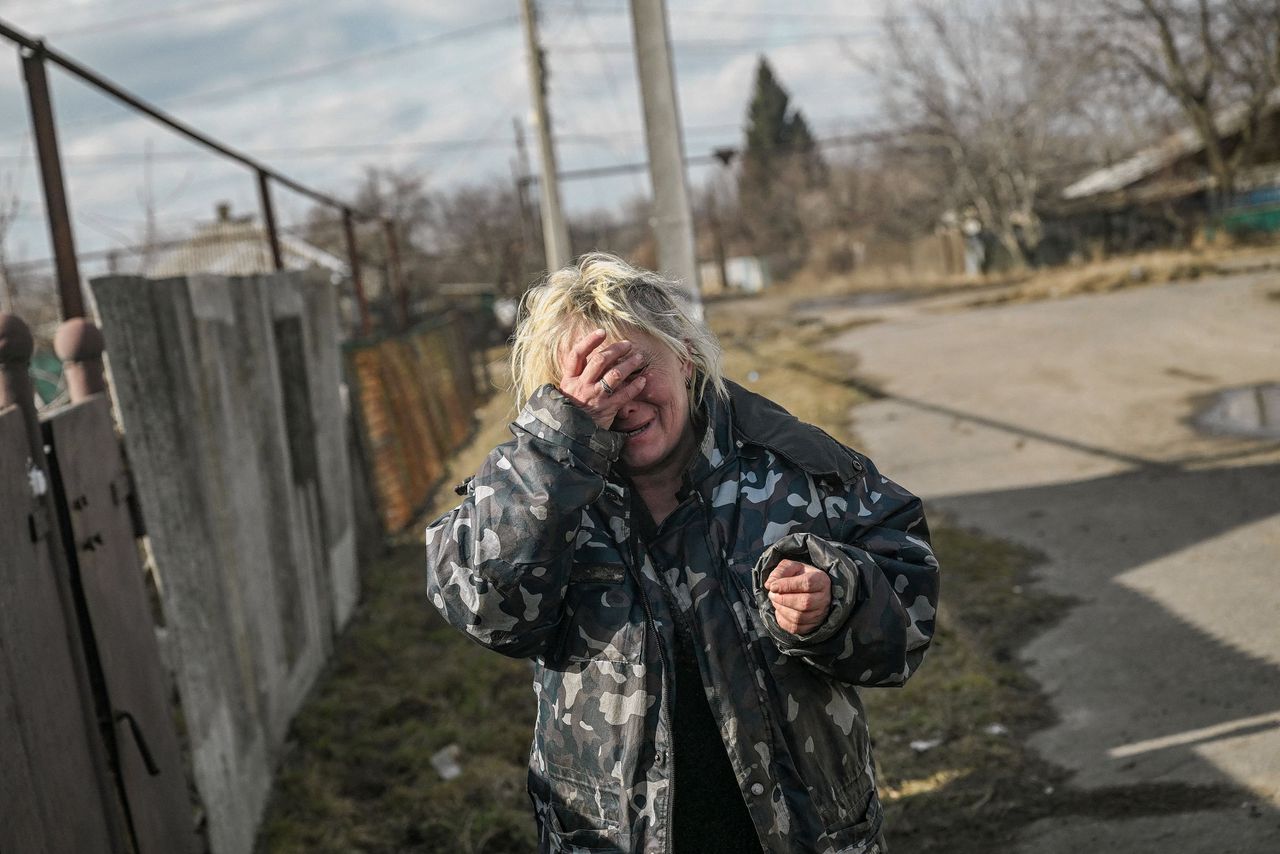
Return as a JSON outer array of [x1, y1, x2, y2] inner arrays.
[[823, 271, 1280, 852]]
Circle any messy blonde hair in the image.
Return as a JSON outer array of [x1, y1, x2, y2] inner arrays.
[[510, 252, 727, 411]]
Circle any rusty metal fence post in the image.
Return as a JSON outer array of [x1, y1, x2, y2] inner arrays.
[[20, 45, 83, 320], [343, 208, 372, 337], [257, 170, 284, 272]]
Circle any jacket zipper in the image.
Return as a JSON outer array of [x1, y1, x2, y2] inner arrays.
[[627, 528, 676, 854]]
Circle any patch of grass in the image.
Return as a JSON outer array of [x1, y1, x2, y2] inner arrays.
[[256, 540, 538, 854], [860, 524, 1242, 853], [962, 243, 1280, 309], [257, 382, 538, 854], [860, 525, 1068, 851]]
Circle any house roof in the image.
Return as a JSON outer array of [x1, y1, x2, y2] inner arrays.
[[1063, 90, 1280, 200], [145, 215, 348, 278]]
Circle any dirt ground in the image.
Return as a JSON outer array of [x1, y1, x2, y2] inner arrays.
[[257, 258, 1280, 852]]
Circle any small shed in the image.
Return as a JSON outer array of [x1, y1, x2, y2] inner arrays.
[[1054, 91, 1280, 252]]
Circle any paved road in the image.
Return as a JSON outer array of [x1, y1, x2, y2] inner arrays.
[[822, 272, 1280, 851]]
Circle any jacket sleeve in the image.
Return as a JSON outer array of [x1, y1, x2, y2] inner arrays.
[[752, 456, 939, 687], [424, 384, 623, 659]]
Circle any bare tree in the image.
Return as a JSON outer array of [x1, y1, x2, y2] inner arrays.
[[304, 164, 436, 310], [1092, 0, 1280, 205], [427, 181, 532, 294], [869, 1, 1097, 266]]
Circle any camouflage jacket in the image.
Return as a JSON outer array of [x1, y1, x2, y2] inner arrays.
[[424, 382, 939, 854]]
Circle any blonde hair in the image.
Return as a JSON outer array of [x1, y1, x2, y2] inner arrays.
[[510, 252, 727, 411]]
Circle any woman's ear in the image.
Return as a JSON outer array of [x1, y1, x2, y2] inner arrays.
[[682, 340, 696, 382]]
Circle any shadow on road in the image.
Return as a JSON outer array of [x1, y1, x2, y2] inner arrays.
[[925, 458, 1280, 846]]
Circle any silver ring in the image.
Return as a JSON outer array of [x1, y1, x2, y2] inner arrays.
[[599, 378, 614, 396]]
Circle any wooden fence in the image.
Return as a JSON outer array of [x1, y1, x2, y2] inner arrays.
[[1, 314, 199, 854], [344, 310, 487, 532]]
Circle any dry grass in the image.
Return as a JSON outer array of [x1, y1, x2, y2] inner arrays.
[[768, 238, 1280, 312], [961, 243, 1280, 309]]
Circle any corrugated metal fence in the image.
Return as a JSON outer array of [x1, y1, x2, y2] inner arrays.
[[344, 310, 488, 533]]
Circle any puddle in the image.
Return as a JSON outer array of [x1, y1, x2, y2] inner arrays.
[[1192, 384, 1280, 439]]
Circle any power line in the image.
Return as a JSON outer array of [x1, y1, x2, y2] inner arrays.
[[157, 15, 519, 112], [566, 0, 645, 198], [45, 0, 268, 39], [539, 1, 889, 25], [0, 17, 377, 216], [520, 129, 895, 185], [0, 115, 888, 165], [553, 29, 883, 54]]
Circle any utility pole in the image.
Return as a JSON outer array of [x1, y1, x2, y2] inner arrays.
[[512, 117, 535, 284], [519, 0, 571, 272], [629, 0, 702, 318]]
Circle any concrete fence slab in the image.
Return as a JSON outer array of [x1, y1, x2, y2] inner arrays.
[[91, 271, 356, 854]]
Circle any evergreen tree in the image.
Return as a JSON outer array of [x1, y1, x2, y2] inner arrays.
[[737, 57, 826, 272], [743, 59, 792, 174]]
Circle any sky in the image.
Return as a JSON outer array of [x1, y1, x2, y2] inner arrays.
[[0, 0, 894, 271]]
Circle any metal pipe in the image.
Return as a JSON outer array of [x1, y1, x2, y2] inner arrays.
[[256, 170, 284, 272], [20, 48, 83, 319], [342, 208, 371, 337]]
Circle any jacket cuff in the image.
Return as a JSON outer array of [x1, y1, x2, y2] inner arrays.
[[515, 384, 625, 472], [752, 532, 859, 648]]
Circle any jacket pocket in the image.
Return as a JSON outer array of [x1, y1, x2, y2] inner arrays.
[[544, 762, 623, 852], [553, 564, 644, 664], [818, 785, 883, 854]]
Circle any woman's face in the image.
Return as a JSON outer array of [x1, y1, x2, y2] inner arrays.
[[609, 330, 695, 478]]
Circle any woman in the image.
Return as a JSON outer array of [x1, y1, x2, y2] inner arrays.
[[425, 254, 939, 854]]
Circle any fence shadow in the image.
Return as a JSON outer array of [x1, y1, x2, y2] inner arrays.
[[926, 459, 1280, 838]]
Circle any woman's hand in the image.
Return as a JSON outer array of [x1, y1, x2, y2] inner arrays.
[[765, 560, 832, 635], [558, 329, 648, 429]]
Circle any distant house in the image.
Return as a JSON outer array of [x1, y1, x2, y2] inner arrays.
[[141, 203, 387, 336], [146, 203, 348, 279], [1055, 91, 1280, 252], [698, 256, 771, 294]]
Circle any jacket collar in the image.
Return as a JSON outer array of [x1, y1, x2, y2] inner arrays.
[[725, 380, 865, 486]]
